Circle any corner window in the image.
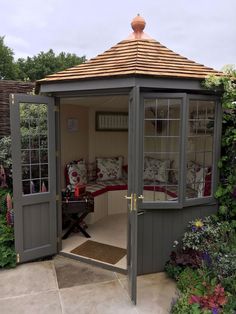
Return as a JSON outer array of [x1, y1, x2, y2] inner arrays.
[[186, 99, 215, 199], [143, 98, 181, 202], [141, 94, 218, 207]]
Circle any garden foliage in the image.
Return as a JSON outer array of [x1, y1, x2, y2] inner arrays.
[[204, 66, 236, 221], [0, 188, 16, 268], [166, 216, 236, 313]]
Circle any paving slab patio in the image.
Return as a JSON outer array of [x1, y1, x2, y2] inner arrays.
[[0, 255, 177, 314]]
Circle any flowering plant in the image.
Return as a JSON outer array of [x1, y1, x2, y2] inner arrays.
[[189, 284, 228, 312]]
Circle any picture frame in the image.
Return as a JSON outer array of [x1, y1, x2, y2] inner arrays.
[[95, 111, 128, 131], [67, 118, 78, 132]]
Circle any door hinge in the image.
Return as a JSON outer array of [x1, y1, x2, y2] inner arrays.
[[16, 253, 20, 263], [56, 194, 60, 201]]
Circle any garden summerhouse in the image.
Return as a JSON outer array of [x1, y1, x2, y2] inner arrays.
[[10, 15, 222, 303]]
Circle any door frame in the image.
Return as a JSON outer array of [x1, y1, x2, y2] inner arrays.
[[126, 86, 140, 304]]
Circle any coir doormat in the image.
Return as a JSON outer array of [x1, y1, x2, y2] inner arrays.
[[71, 240, 127, 265]]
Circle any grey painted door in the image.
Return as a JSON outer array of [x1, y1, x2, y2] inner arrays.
[[10, 94, 57, 263], [127, 87, 140, 304]]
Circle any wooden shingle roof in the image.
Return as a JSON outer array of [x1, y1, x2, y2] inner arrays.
[[38, 15, 222, 85]]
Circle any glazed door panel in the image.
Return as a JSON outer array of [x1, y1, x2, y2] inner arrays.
[[10, 94, 57, 263]]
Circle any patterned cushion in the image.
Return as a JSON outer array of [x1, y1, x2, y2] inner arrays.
[[96, 156, 123, 181], [66, 159, 87, 190], [86, 182, 107, 196], [143, 157, 170, 183]]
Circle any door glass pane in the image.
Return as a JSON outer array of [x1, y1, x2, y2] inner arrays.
[[186, 100, 215, 199], [143, 98, 181, 202], [19, 103, 49, 195]]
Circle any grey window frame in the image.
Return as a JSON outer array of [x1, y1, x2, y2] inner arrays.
[[183, 94, 221, 207], [138, 93, 221, 210]]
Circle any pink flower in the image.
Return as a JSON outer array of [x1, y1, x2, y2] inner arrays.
[[6, 193, 13, 210], [189, 295, 201, 304]]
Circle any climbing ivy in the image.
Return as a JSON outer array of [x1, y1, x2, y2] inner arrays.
[[204, 65, 236, 222]]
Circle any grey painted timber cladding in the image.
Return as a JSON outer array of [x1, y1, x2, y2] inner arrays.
[[38, 76, 212, 95], [137, 204, 218, 275], [127, 86, 139, 304]]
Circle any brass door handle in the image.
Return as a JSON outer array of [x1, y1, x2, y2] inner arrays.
[[138, 195, 144, 200], [124, 195, 132, 200], [125, 194, 134, 211]]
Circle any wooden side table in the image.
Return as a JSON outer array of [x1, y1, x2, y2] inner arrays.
[[62, 192, 94, 239]]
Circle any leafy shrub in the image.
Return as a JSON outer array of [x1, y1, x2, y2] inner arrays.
[[167, 215, 236, 313], [0, 136, 12, 188], [172, 293, 203, 314], [221, 275, 236, 296], [0, 188, 16, 268], [0, 136, 12, 168], [168, 248, 203, 269], [165, 262, 183, 280], [189, 283, 228, 312], [177, 267, 203, 293], [204, 67, 236, 221], [182, 217, 231, 254]]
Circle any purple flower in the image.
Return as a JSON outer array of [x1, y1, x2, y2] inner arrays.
[[191, 226, 197, 232], [202, 251, 211, 266], [212, 308, 218, 314]]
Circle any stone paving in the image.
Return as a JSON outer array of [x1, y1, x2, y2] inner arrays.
[[0, 255, 177, 314]]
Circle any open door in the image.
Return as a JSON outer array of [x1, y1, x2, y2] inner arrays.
[[10, 94, 57, 263], [127, 87, 140, 304]]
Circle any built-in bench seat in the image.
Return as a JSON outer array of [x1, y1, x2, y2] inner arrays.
[[86, 180, 128, 197], [85, 180, 178, 224], [85, 180, 128, 224]]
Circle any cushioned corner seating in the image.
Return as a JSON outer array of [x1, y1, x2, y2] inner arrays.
[[64, 157, 212, 226]]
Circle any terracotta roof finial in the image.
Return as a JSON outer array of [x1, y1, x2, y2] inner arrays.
[[126, 14, 151, 40], [131, 14, 146, 35]]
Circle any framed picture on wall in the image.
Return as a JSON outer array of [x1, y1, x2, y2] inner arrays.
[[67, 118, 78, 132], [95, 111, 128, 131]]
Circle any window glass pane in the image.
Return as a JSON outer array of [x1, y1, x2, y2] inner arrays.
[[21, 136, 30, 149], [31, 136, 39, 149], [143, 98, 181, 202], [41, 164, 48, 178], [22, 166, 30, 180], [31, 165, 40, 179], [186, 100, 215, 199], [22, 180, 31, 195], [30, 150, 39, 164], [19, 103, 49, 195], [21, 150, 30, 164]]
